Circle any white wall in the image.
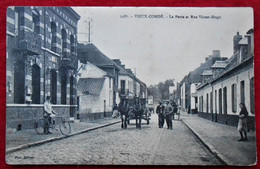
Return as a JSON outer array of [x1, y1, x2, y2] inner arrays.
[[118, 75, 134, 95], [78, 61, 113, 114], [197, 66, 254, 116]]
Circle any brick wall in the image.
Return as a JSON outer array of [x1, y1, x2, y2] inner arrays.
[[6, 104, 71, 130]]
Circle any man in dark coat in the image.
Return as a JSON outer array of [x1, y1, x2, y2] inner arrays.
[[164, 101, 174, 130], [156, 101, 165, 128]]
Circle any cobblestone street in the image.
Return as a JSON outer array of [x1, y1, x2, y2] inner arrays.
[[6, 114, 223, 165]]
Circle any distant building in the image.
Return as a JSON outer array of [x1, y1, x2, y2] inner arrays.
[[197, 29, 254, 128], [179, 50, 227, 114], [6, 7, 80, 130], [113, 59, 147, 100], [147, 95, 154, 105]]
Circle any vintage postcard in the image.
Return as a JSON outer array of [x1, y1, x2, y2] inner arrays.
[[6, 7, 255, 165]]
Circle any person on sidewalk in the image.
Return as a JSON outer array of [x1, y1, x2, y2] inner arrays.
[[237, 103, 249, 141], [156, 101, 165, 128], [112, 104, 120, 118], [43, 96, 58, 134], [164, 101, 174, 130]]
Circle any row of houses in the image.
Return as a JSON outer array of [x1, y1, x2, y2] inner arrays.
[[6, 7, 147, 131], [176, 29, 254, 128]]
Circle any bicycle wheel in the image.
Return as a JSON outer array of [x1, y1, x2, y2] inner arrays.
[[34, 118, 49, 134], [59, 120, 71, 136]]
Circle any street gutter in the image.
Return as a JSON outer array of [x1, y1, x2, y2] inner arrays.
[[182, 119, 230, 165]]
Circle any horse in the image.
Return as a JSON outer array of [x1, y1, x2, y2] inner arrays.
[[118, 99, 129, 129], [133, 97, 143, 129]]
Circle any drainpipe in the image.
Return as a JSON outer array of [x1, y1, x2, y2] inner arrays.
[[43, 7, 46, 102]]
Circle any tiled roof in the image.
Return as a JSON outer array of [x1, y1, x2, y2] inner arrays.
[[201, 70, 213, 76], [211, 61, 228, 69], [78, 43, 115, 67], [189, 56, 222, 83], [77, 78, 105, 96]]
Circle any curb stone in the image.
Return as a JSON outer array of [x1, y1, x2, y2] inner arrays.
[[6, 120, 121, 154], [182, 119, 231, 165]]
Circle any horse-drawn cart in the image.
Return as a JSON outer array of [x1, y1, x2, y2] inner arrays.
[[127, 98, 151, 125]]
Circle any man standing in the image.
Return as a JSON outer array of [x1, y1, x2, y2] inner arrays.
[[43, 96, 57, 134], [156, 101, 165, 128], [164, 101, 174, 130]]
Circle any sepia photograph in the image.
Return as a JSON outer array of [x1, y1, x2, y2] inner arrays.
[[5, 7, 255, 165]]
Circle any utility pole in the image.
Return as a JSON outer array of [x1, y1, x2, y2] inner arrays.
[[88, 21, 91, 43]]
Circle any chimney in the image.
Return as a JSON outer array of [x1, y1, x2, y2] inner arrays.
[[212, 50, 220, 57], [126, 68, 133, 75], [205, 57, 209, 62], [233, 31, 242, 54]]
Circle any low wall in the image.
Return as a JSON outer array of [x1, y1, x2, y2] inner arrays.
[[6, 104, 76, 131], [79, 111, 113, 122], [198, 111, 255, 130]]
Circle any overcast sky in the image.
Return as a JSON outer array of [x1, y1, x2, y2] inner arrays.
[[73, 7, 253, 86]]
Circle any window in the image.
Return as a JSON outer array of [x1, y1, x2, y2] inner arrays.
[[120, 80, 126, 94], [32, 9, 40, 34], [215, 90, 217, 113], [210, 92, 213, 113], [219, 88, 222, 114], [250, 77, 255, 114], [32, 64, 41, 104], [14, 61, 25, 103], [232, 84, 237, 113], [61, 72, 67, 104], [61, 29, 67, 54], [70, 35, 75, 53], [202, 96, 203, 112], [240, 81, 245, 104], [51, 22, 57, 52], [223, 87, 227, 115], [14, 11, 19, 35], [70, 76, 74, 117], [109, 78, 111, 89], [199, 96, 203, 112], [206, 93, 209, 113], [50, 70, 57, 104]]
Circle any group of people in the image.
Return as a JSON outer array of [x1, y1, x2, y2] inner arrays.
[[156, 101, 178, 130], [42, 95, 250, 142]]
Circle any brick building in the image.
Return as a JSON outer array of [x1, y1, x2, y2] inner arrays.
[[197, 29, 254, 129], [6, 7, 80, 130]]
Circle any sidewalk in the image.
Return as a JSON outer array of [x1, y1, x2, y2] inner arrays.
[[181, 112, 257, 166], [6, 117, 121, 154]]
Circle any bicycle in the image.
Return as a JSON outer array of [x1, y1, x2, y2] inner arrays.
[[34, 112, 71, 136]]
